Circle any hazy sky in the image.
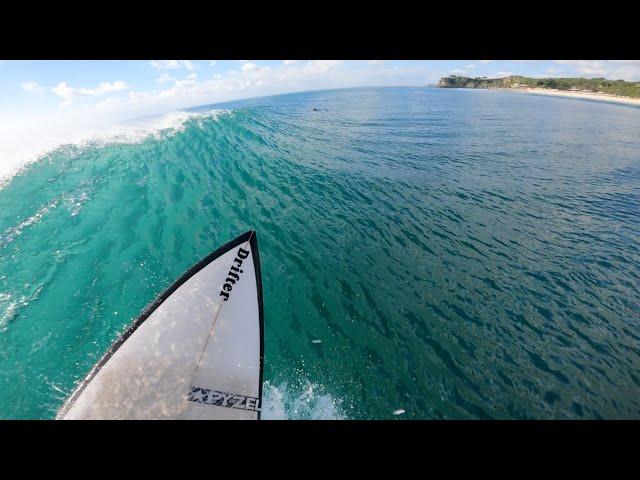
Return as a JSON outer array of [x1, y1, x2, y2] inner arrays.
[[3, 60, 640, 119]]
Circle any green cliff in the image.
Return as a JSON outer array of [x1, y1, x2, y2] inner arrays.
[[438, 75, 640, 98]]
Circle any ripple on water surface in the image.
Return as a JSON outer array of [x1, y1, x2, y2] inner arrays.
[[0, 88, 639, 419]]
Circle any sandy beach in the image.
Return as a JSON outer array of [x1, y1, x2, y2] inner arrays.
[[511, 87, 640, 107]]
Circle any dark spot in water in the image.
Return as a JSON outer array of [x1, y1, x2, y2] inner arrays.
[[543, 390, 561, 406]]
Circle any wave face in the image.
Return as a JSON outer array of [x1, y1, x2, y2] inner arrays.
[[1, 88, 640, 419]]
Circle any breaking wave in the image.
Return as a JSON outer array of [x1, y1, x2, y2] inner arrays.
[[0, 109, 230, 189]]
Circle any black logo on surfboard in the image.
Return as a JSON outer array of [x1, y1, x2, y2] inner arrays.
[[219, 247, 250, 301], [188, 386, 261, 412]]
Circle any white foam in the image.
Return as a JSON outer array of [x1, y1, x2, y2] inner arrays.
[[0, 284, 43, 331], [0, 199, 59, 246], [261, 379, 346, 420], [0, 109, 229, 190]]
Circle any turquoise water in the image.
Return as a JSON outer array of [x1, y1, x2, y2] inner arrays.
[[1, 87, 639, 419]]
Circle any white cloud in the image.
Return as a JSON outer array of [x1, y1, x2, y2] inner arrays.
[[303, 60, 343, 74], [150, 60, 195, 71], [88, 59, 428, 120], [32, 60, 442, 126], [283, 60, 298, 65], [368, 60, 384, 65], [174, 72, 199, 88], [552, 60, 640, 81], [174, 79, 197, 88], [449, 64, 476, 75], [496, 71, 514, 77], [480, 60, 493, 64], [150, 60, 180, 70], [156, 73, 174, 84], [553, 60, 640, 80], [21, 81, 41, 92], [209, 60, 217, 67], [157, 71, 197, 85], [241, 62, 258, 72], [184, 61, 195, 71], [52, 80, 129, 107], [554, 60, 606, 76]]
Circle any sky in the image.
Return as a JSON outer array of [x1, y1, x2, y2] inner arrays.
[[1, 60, 639, 180]]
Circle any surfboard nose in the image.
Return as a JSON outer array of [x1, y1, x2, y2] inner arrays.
[[58, 231, 264, 420]]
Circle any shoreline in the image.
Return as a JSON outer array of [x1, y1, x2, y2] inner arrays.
[[504, 87, 640, 107]]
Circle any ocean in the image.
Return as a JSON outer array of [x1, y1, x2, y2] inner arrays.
[[0, 87, 639, 419]]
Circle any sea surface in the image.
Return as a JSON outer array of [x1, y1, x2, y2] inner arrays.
[[1, 87, 639, 419]]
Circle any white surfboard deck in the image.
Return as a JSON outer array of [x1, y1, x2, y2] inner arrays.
[[57, 230, 264, 420]]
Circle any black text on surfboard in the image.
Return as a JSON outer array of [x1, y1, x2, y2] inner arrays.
[[219, 247, 249, 301], [188, 386, 261, 412]]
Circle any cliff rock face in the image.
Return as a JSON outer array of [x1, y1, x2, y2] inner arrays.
[[438, 76, 466, 87], [438, 75, 511, 88]]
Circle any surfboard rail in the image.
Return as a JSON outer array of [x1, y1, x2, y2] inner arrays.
[[57, 230, 264, 420]]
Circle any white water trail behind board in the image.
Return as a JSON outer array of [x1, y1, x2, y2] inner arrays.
[[261, 380, 346, 420]]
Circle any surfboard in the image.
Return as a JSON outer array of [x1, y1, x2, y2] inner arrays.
[[57, 230, 264, 420]]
